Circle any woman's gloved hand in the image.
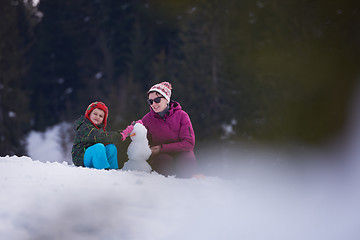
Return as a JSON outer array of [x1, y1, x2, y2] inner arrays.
[[131, 119, 143, 125]]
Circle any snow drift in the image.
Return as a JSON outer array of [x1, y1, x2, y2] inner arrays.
[[1, 154, 359, 240]]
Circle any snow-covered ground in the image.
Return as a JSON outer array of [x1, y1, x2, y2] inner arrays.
[[1, 154, 359, 240], [2, 148, 360, 240], [1, 84, 360, 240]]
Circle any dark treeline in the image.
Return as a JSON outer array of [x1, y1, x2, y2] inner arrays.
[[1, 0, 359, 156]]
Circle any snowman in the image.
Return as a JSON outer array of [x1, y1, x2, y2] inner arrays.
[[122, 123, 152, 172]]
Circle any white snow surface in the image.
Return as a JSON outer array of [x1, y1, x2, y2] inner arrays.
[[1, 154, 360, 240]]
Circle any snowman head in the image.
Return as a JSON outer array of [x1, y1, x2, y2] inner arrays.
[[130, 123, 147, 141]]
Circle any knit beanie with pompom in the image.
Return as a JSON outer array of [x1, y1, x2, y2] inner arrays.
[[148, 82, 172, 102]]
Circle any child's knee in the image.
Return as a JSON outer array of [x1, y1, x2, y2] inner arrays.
[[92, 143, 106, 152], [106, 144, 117, 154]]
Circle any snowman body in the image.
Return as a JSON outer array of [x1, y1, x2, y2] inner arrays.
[[123, 123, 152, 172]]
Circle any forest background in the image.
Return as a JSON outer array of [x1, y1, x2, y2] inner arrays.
[[1, 0, 359, 164]]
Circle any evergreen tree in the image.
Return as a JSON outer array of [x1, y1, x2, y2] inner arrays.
[[24, 0, 360, 152], [26, 0, 82, 130], [0, 0, 35, 155], [169, 0, 233, 139]]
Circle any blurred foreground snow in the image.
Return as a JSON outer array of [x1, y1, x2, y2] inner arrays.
[[0, 154, 359, 240]]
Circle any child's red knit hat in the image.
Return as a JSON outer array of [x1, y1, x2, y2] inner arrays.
[[85, 101, 108, 130]]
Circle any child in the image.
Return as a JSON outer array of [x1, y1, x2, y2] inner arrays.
[[71, 101, 135, 169], [141, 82, 197, 178]]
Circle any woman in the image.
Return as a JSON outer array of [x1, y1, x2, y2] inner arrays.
[[141, 82, 197, 178]]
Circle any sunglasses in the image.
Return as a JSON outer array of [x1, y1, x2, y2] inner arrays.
[[147, 96, 164, 105]]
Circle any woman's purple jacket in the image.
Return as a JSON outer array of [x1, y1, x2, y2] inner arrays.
[[142, 100, 196, 158]]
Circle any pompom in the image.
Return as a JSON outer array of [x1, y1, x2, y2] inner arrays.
[[162, 82, 172, 90]]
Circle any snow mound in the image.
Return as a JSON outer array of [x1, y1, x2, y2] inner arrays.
[[1, 155, 359, 240], [26, 122, 73, 164]]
